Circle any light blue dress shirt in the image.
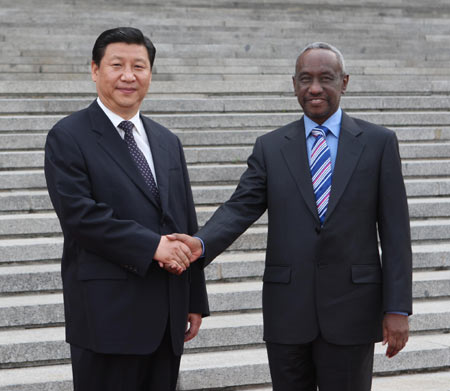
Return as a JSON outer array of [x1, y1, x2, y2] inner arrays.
[[304, 107, 342, 172]]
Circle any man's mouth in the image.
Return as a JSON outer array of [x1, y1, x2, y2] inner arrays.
[[117, 87, 136, 94], [308, 98, 326, 105]]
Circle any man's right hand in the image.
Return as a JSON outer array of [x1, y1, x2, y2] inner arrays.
[[167, 233, 203, 262], [153, 235, 192, 275]]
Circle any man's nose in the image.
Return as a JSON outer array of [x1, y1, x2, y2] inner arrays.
[[121, 67, 136, 81], [309, 78, 323, 94]]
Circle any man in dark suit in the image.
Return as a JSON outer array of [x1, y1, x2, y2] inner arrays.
[[44, 27, 209, 391], [170, 42, 412, 390]]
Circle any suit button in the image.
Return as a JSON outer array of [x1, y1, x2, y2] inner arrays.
[[315, 227, 321, 234]]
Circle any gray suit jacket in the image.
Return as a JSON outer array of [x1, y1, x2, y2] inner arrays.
[[197, 111, 412, 345]]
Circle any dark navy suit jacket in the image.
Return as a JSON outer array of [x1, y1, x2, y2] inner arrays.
[[197, 112, 412, 346], [45, 100, 209, 355]]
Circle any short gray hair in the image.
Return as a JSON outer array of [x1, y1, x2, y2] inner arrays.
[[296, 42, 347, 76]]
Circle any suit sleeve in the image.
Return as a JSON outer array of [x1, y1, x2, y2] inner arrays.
[[197, 136, 268, 266], [377, 132, 413, 314], [44, 124, 161, 277], [175, 137, 210, 316]]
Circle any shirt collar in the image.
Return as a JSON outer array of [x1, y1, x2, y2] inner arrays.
[[304, 107, 342, 139], [96, 97, 143, 136]]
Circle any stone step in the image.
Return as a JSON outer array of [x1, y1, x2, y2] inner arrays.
[[0, 26, 437, 48], [0, 332, 449, 390], [372, 371, 450, 391], [2, 79, 450, 97], [3, 142, 450, 170], [2, 169, 450, 200], [3, 197, 450, 238], [2, 127, 450, 156], [2, 142, 450, 171], [1, 298, 448, 366], [0, 300, 450, 366], [2, 96, 450, 115], [1, 271, 448, 327], [0, 126, 437, 151], [4, 63, 450, 78], [2, 111, 450, 133], [2, 158, 450, 206], [2, 200, 450, 243], [0, 237, 63, 264], [0, 243, 449, 290], [0, 53, 439, 67], [0, 230, 448, 277]]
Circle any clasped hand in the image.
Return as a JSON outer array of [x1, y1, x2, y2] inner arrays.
[[153, 234, 202, 275]]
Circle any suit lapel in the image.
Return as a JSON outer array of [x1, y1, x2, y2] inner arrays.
[[281, 119, 319, 222], [88, 101, 161, 210], [141, 116, 170, 213], [325, 112, 365, 222]]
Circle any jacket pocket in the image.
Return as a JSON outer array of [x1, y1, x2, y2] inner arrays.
[[351, 264, 382, 284], [263, 266, 291, 284], [77, 250, 128, 281]]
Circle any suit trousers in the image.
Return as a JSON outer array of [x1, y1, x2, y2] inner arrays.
[[266, 335, 374, 391], [70, 325, 181, 391]]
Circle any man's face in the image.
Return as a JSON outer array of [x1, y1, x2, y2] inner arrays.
[[293, 48, 349, 125], [91, 42, 151, 119]]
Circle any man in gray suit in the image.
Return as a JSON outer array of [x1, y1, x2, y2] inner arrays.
[[170, 42, 412, 390]]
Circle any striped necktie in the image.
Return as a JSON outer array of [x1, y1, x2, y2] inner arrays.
[[118, 120, 160, 204], [310, 125, 332, 225]]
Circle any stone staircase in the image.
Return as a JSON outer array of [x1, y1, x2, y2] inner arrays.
[[1, 0, 450, 389]]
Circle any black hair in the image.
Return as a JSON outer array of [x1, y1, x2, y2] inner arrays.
[[92, 27, 156, 68]]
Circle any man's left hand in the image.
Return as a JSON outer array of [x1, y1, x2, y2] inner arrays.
[[382, 313, 409, 358], [184, 313, 202, 342]]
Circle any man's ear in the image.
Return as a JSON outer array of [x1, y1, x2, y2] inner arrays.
[[341, 74, 349, 94], [91, 60, 99, 82]]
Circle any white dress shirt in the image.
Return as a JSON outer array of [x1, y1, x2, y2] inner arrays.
[[96, 97, 158, 185]]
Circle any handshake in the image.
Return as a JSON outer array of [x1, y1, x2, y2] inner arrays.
[[154, 233, 203, 275]]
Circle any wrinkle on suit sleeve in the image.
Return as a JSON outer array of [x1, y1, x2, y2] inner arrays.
[[377, 131, 413, 315], [197, 136, 268, 265], [44, 125, 160, 277], [175, 137, 210, 316]]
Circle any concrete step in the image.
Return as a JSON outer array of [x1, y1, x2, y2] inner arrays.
[[5, 63, 450, 78], [0, 237, 63, 264], [1, 299, 448, 366], [2, 111, 450, 133], [3, 79, 450, 97], [3, 142, 450, 170], [3, 143, 450, 170], [3, 159, 450, 208], [2, 271, 448, 327], [3, 197, 450, 238], [0, 332, 449, 390], [0, 232, 448, 275], [0, 243, 449, 290], [372, 371, 450, 391], [2, 96, 450, 115], [3, 204, 450, 244], [2, 168, 450, 201], [3, 126, 450, 155]]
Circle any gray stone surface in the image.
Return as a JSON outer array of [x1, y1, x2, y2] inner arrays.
[[1, 0, 450, 389], [0, 237, 62, 263]]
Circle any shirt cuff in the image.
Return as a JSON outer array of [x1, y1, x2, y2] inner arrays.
[[386, 311, 408, 316], [193, 236, 205, 257]]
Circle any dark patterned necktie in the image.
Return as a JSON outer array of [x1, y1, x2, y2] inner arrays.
[[310, 125, 332, 225], [118, 120, 160, 204]]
